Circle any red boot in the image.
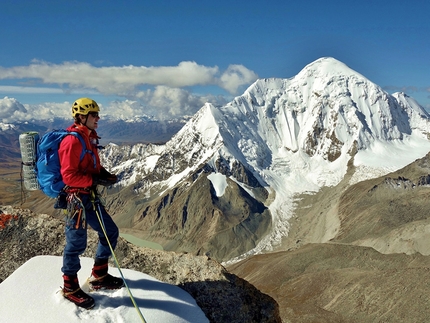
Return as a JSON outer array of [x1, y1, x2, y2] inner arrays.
[[89, 258, 124, 290], [62, 274, 95, 309]]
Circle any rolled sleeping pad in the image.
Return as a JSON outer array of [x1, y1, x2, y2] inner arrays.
[[19, 131, 40, 190]]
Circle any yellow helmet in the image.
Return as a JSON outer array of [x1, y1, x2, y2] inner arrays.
[[71, 98, 100, 117]]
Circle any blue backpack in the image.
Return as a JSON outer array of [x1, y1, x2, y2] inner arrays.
[[36, 130, 96, 198]]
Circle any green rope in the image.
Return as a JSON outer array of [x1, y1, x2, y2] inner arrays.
[[92, 194, 147, 323]]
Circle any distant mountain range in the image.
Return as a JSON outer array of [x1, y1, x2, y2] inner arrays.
[[0, 116, 186, 146]]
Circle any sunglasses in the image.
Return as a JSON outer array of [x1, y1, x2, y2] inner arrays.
[[88, 112, 99, 118]]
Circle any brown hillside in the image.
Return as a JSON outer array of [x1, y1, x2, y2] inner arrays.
[[228, 152, 430, 322], [228, 243, 430, 323]]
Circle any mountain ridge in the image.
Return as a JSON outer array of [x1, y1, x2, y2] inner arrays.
[[98, 57, 430, 262]]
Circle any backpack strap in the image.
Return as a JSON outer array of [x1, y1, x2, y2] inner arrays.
[[69, 131, 97, 169]]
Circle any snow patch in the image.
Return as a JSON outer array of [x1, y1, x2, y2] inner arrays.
[[208, 173, 228, 197], [0, 122, 15, 131], [0, 256, 209, 323]]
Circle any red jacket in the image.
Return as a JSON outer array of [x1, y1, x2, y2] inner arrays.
[[58, 124, 101, 188]]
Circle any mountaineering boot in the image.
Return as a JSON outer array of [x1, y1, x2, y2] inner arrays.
[[89, 258, 124, 290], [62, 274, 95, 309]]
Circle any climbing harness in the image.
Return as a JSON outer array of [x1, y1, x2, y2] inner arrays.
[[66, 192, 87, 230]]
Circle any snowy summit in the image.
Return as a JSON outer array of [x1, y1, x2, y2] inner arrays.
[[100, 57, 430, 261], [0, 256, 209, 323]]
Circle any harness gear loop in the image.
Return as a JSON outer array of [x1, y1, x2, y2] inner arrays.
[[66, 192, 86, 229]]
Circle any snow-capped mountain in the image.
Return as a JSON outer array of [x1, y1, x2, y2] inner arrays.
[[101, 57, 430, 262]]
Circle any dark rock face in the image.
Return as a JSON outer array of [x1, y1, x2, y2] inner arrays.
[[0, 206, 281, 323], [417, 174, 430, 185], [109, 171, 272, 263]]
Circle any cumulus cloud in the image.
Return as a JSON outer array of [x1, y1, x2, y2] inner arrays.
[[141, 86, 215, 117], [78, 87, 221, 121], [219, 64, 259, 94], [125, 86, 228, 120], [0, 60, 257, 122], [0, 85, 229, 123], [103, 100, 147, 120], [0, 97, 28, 123], [26, 101, 72, 120], [0, 60, 257, 96], [0, 97, 72, 123]]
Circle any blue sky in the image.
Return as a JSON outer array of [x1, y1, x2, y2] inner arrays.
[[0, 0, 429, 122]]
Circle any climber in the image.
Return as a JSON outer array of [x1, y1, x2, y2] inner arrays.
[[59, 98, 124, 309]]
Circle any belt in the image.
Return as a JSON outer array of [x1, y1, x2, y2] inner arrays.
[[64, 186, 93, 195]]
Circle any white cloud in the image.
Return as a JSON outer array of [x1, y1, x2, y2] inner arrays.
[[133, 86, 228, 119], [26, 101, 72, 120], [0, 85, 65, 94], [0, 60, 258, 96], [0, 97, 72, 123], [0, 97, 28, 123], [144, 86, 210, 117], [219, 64, 259, 94], [0, 87, 228, 123], [0, 60, 257, 121], [103, 100, 146, 120]]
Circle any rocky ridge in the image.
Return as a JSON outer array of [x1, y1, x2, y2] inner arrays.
[[0, 205, 281, 323]]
